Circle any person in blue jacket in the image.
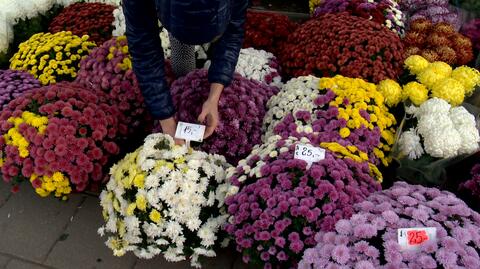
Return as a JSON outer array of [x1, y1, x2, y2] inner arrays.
[[122, 0, 248, 143]]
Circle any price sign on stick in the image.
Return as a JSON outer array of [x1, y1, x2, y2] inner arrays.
[[294, 144, 325, 167], [175, 122, 206, 143], [398, 227, 437, 251]]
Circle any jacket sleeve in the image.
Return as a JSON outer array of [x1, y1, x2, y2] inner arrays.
[[123, 0, 175, 120], [208, 0, 248, 86]]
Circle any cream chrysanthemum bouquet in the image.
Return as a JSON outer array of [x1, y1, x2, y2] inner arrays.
[[98, 133, 232, 268]]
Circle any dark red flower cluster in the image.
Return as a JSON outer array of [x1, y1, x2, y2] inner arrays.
[[48, 2, 115, 45], [0, 82, 122, 193], [403, 19, 474, 65], [243, 10, 298, 56], [278, 13, 404, 83]]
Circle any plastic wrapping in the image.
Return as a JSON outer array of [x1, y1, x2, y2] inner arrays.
[[392, 99, 480, 187]]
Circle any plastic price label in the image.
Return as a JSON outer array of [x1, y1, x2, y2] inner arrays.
[[175, 122, 206, 143], [398, 227, 436, 251], [294, 144, 325, 167]]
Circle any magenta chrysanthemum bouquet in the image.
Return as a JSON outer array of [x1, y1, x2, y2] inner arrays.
[[460, 163, 480, 200], [0, 70, 40, 109], [299, 181, 480, 269], [461, 19, 480, 52], [400, 0, 461, 30], [0, 82, 122, 198], [312, 0, 405, 35], [171, 69, 278, 164], [224, 136, 381, 268]]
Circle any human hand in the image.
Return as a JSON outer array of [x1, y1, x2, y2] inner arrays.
[[159, 117, 185, 145], [198, 98, 220, 139]]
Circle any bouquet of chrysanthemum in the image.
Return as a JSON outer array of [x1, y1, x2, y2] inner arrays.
[[170, 69, 278, 164], [400, 0, 461, 30], [98, 133, 231, 268], [76, 36, 176, 136], [0, 82, 122, 198], [278, 13, 404, 83], [10, 32, 96, 85], [461, 19, 480, 52], [264, 75, 397, 167], [0, 70, 40, 110], [311, 0, 405, 36], [224, 135, 381, 269], [243, 10, 298, 56], [403, 19, 474, 66], [49, 2, 116, 45], [111, 6, 209, 63], [299, 181, 480, 269], [205, 48, 282, 89], [460, 163, 480, 205], [397, 98, 479, 160]]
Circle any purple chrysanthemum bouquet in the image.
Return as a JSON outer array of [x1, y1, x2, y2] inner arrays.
[[312, 0, 405, 36], [0, 70, 40, 109], [224, 135, 381, 269], [171, 69, 278, 164], [299, 181, 480, 269], [461, 19, 480, 52], [400, 0, 461, 30]]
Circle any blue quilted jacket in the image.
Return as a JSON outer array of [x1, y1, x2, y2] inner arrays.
[[122, 0, 248, 120]]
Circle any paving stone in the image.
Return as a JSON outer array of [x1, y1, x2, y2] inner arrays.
[[0, 179, 12, 208], [44, 197, 137, 269], [135, 247, 236, 269], [0, 253, 11, 268], [5, 259, 48, 269], [0, 187, 84, 263]]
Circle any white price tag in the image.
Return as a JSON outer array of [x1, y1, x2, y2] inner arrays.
[[294, 144, 325, 167], [398, 227, 437, 251], [175, 122, 206, 142]]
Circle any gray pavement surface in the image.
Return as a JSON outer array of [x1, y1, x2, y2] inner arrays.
[[0, 184, 248, 269]]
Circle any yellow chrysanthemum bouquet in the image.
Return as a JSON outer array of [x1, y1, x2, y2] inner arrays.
[[377, 55, 480, 107], [10, 31, 96, 85]]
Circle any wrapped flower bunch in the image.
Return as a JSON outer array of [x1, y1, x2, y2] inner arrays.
[[460, 163, 480, 200], [171, 69, 278, 164], [10, 32, 96, 85], [205, 48, 282, 89], [403, 19, 474, 66], [224, 135, 381, 268], [76, 36, 166, 135], [0, 82, 122, 198], [0, 70, 40, 109], [98, 133, 231, 267], [461, 19, 480, 52], [278, 13, 404, 83], [312, 0, 405, 36], [243, 11, 298, 56], [265, 75, 397, 167], [403, 55, 480, 106], [299, 181, 480, 269], [111, 6, 209, 62], [400, 0, 461, 30], [48, 2, 115, 45], [397, 98, 479, 160]]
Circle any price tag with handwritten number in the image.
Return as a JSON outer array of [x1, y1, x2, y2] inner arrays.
[[294, 144, 325, 167], [398, 227, 436, 251], [175, 122, 206, 142]]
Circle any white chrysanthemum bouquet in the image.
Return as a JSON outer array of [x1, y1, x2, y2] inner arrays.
[[98, 134, 232, 268], [398, 98, 479, 160]]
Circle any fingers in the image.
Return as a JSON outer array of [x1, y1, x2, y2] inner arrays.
[[198, 110, 207, 124], [204, 125, 215, 139]]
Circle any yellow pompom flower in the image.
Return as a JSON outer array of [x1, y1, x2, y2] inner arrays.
[[136, 195, 147, 211], [431, 77, 465, 106], [10, 32, 96, 85], [404, 55, 430, 75], [451, 66, 480, 96], [339, 127, 351, 138], [377, 79, 403, 107], [133, 174, 145, 189], [126, 203, 136, 216], [402, 82, 429, 106], [149, 209, 162, 224], [417, 61, 452, 89], [29, 172, 71, 199]]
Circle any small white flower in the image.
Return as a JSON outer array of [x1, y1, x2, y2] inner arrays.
[[398, 129, 424, 159]]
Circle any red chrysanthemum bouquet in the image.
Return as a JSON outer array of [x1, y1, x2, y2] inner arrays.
[[278, 13, 404, 83], [403, 19, 474, 65], [49, 2, 116, 45], [0, 82, 122, 199], [243, 10, 298, 56]]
